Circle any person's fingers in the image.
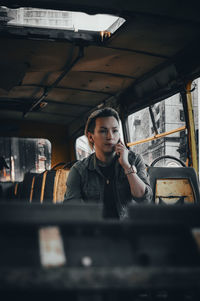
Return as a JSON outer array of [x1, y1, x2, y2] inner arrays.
[[116, 144, 126, 151]]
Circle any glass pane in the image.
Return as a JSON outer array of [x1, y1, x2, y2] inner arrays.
[[76, 135, 93, 160], [127, 93, 187, 166], [3, 6, 125, 33], [0, 137, 51, 182], [191, 78, 199, 179]]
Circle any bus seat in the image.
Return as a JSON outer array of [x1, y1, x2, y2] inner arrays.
[[43, 169, 70, 203], [3, 163, 72, 203], [31, 169, 70, 203], [147, 167, 200, 204], [0, 181, 19, 201], [17, 172, 37, 202], [55, 169, 70, 202], [31, 171, 46, 203]]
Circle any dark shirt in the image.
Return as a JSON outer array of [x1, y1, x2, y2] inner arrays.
[[99, 159, 119, 219]]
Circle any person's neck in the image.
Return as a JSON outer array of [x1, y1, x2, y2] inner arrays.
[[96, 152, 116, 166]]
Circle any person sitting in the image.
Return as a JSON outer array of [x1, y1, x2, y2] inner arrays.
[[64, 107, 152, 219]]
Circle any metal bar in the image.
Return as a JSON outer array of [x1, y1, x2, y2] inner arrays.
[[79, 70, 136, 79], [127, 125, 186, 147], [185, 81, 198, 175], [105, 45, 169, 59], [198, 78, 200, 181], [22, 84, 113, 95], [181, 92, 191, 166], [149, 105, 158, 135], [0, 97, 93, 109]]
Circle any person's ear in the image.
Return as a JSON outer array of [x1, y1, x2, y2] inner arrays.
[[88, 132, 94, 144]]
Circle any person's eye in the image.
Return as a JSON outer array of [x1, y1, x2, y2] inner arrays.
[[113, 129, 119, 133], [99, 130, 107, 133]]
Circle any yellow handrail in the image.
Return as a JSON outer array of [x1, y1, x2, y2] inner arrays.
[[127, 125, 186, 147], [185, 81, 198, 175]]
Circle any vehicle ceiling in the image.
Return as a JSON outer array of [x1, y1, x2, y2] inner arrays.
[[0, 0, 200, 138]]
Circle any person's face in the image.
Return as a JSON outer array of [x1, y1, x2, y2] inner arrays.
[[88, 116, 120, 155]]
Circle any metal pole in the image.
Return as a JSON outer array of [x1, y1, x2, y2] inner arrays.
[[198, 78, 200, 181], [185, 82, 198, 174]]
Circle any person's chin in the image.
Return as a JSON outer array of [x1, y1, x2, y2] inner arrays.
[[104, 146, 115, 153]]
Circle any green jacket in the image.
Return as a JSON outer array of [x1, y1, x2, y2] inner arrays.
[[65, 152, 152, 219]]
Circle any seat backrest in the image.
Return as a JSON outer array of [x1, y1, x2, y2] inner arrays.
[[43, 169, 70, 203], [0, 181, 18, 201], [31, 169, 70, 203], [2, 162, 73, 203], [17, 172, 38, 202], [147, 167, 200, 204]]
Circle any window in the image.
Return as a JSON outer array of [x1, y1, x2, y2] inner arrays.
[[155, 105, 160, 114], [127, 93, 187, 166], [180, 110, 185, 122], [3, 6, 125, 34], [156, 120, 160, 129], [134, 119, 141, 126], [0, 137, 51, 182], [76, 135, 93, 160]]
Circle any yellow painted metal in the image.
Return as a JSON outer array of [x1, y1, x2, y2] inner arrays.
[[127, 125, 186, 147], [155, 178, 195, 204], [186, 82, 198, 175]]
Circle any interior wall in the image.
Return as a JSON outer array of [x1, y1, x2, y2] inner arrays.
[[0, 119, 72, 167]]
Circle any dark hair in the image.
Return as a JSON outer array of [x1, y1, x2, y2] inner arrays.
[[85, 107, 120, 149]]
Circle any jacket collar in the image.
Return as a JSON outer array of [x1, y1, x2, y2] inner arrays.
[[88, 153, 121, 174], [88, 153, 97, 171]]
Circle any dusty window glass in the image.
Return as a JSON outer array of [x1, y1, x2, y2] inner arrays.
[[127, 93, 188, 167], [0, 138, 51, 182], [76, 135, 93, 160], [192, 78, 199, 178]]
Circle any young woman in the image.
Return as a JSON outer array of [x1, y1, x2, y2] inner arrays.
[[65, 107, 152, 219]]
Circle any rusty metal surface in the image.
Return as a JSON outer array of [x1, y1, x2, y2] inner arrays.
[[0, 266, 200, 291], [155, 179, 195, 204]]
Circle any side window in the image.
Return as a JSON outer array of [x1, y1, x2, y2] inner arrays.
[[76, 135, 93, 160], [127, 93, 188, 166], [0, 138, 51, 182], [191, 79, 199, 177]]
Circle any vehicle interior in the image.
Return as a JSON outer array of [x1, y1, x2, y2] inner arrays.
[[0, 0, 200, 300]]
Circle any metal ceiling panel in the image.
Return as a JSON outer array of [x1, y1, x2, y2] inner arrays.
[[45, 89, 108, 106], [108, 16, 200, 57], [73, 46, 165, 78], [23, 111, 75, 125], [42, 102, 92, 117]]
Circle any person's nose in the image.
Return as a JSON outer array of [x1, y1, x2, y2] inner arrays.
[[106, 130, 113, 139]]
